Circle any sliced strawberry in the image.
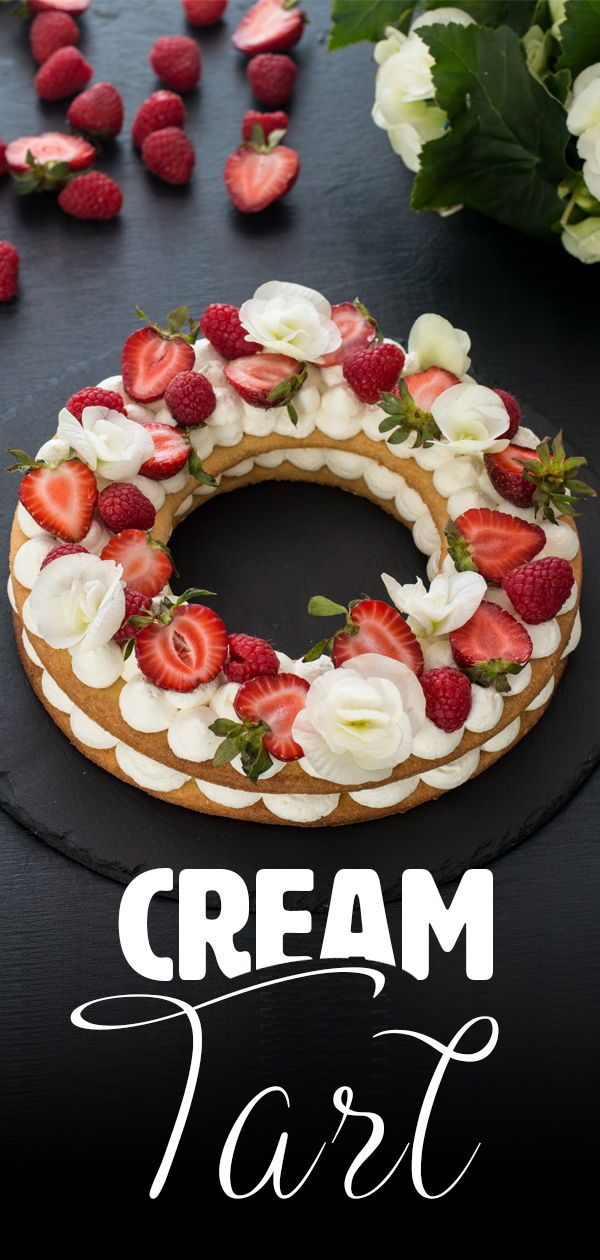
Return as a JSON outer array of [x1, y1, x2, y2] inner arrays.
[[122, 309, 199, 403], [101, 529, 172, 596], [484, 443, 538, 508], [224, 352, 305, 409], [135, 602, 227, 691], [15, 457, 98, 543], [6, 131, 95, 176], [231, 0, 305, 55], [224, 142, 299, 213], [30, 0, 91, 12], [234, 672, 309, 760], [450, 601, 532, 691], [404, 367, 460, 412], [332, 599, 424, 675], [138, 422, 189, 480], [320, 301, 378, 367], [446, 508, 545, 585]]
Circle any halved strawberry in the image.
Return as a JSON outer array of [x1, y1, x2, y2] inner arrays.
[[332, 598, 424, 674], [5, 132, 95, 174], [224, 140, 299, 212], [320, 300, 378, 367], [404, 367, 460, 412], [235, 672, 309, 760], [446, 508, 545, 585], [231, 0, 305, 55], [30, 0, 91, 12], [9, 450, 98, 543], [121, 308, 198, 403], [224, 352, 306, 413], [484, 444, 538, 509], [138, 422, 189, 480], [135, 600, 227, 691], [450, 601, 532, 691], [101, 529, 172, 596]]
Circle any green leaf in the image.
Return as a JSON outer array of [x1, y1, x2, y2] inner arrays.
[[188, 449, 217, 486], [425, 0, 538, 35], [558, 0, 600, 79], [302, 637, 333, 663], [213, 736, 244, 767], [412, 23, 570, 241], [308, 595, 347, 617], [328, 0, 416, 50], [209, 718, 241, 737]]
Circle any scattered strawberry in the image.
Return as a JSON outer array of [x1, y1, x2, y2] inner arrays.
[[131, 91, 185, 148], [121, 308, 198, 403], [58, 171, 123, 220], [343, 343, 405, 404], [320, 300, 378, 367], [247, 53, 297, 107], [420, 667, 472, 732], [0, 141, 7, 176], [40, 542, 89, 569], [30, 0, 90, 12], [135, 595, 227, 689], [502, 557, 574, 625], [164, 371, 216, 426], [493, 388, 520, 439], [446, 508, 545, 585], [141, 126, 195, 185], [224, 633, 279, 683], [97, 482, 156, 532], [405, 366, 460, 412], [113, 586, 153, 643], [230, 671, 309, 766], [233, 0, 304, 56], [138, 423, 189, 480], [224, 353, 306, 420], [9, 451, 98, 543], [65, 386, 126, 422], [183, 0, 228, 26], [200, 302, 261, 359], [0, 242, 20, 302], [35, 46, 92, 101], [5, 133, 95, 192], [150, 35, 201, 92], [450, 600, 533, 691], [304, 594, 423, 674], [242, 108, 288, 142], [224, 134, 299, 211], [485, 431, 594, 522], [30, 11, 79, 65], [67, 82, 124, 141], [101, 529, 173, 597]]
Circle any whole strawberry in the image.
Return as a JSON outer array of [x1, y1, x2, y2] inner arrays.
[[343, 343, 405, 404], [98, 482, 156, 533], [242, 109, 288, 142], [420, 667, 472, 733], [113, 586, 153, 643], [58, 171, 123, 220], [502, 556, 574, 624], [224, 633, 280, 683], [183, 0, 228, 26], [0, 242, 20, 302], [150, 35, 201, 92], [247, 53, 297, 107], [131, 91, 185, 148], [67, 83, 124, 141], [30, 10, 79, 65], [200, 303, 261, 358], [65, 386, 126, 421], [0, 140, 7, 176], [164, 371, 216, 426], [142, 126, 195, 185], [35, 46, 92, 101]]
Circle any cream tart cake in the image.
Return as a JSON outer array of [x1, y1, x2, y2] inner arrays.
[[7, 281, 592, 827]]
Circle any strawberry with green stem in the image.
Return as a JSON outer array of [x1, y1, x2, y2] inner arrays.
[[131, 589, 227, 690], [378, 368, 459, 448], [8, 448, 98, 542], [303, 595, 423, 674], [485, 431, 595, 523], [121, 306, 200, 403], [210, 672, 310, 780]]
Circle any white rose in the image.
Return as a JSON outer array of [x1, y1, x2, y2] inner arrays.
[[29, 553, 125, 651], [293, 653, 426, 786], [562, 216, 600, 263], [373, 99, 447, 172], [572, 62, 600, 98], [407, 312, 471, 375], [57, 406, 154, 481], [381, 570, 486, 637], [432, 382, 510, 453], [374, 25, 406, 66], [566, 75, 600, 136], [374, 32, 435, 109], [239, 281, 341, 363]]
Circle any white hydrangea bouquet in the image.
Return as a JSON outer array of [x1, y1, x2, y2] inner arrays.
[[329, 0, 600, 263]]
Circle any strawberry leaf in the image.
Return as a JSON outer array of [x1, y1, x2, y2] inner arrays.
[[308, 596, 347, 617]]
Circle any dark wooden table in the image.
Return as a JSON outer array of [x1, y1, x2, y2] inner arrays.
[[1, 0, 598, 1224]]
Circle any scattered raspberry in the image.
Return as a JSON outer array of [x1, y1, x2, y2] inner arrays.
[[35, 46, 93, 101], [247, 53, 297, 107], [141, 126, 195, 185], [67, 82, 124, 141], [40, 542, 89, 569], [494, 388, 521, 440], [0, 242, 20, 302], [164, 371, 216, 426], [65, 386, 126, 422], [420, 667, 472, 733], [242, 109, 288, 141], [183, 0, 228, 25], [30, 10, 79, 65], [150, 35, 201, 92], [0, 140, 7, 176], [113, 585, 153, 643], [502, 556, 574, 625], [224, 633, 280, 683], [97, 482, 156, 533], [58, 171, 123, 220], [131, 91, 185, 148], [343, 343, 405, 404], [199, 303, 261, 359]]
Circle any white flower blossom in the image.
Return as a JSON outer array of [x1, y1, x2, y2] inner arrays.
[[432, 382, 510, 453], [566, 68, 600, 135], [239, 281, 341, 363], [577, 124, 600, 201], [58, 406, 154, 482], [407, 312, 471, 376], [381, 570, 486, 638], [29, 553, 125, 651], [562, 216, 600, 263]]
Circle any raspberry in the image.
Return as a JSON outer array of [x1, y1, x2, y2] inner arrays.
[[150, 35, 201, 92], [0, 242, 19, 302], [247, 53, 297, 107], [35, 46, 92, 101], [242, 109, 289, 142], [131, 91, 185, 148], [97, 483, 157, 533], [65, 386, 126, 422], [164, 371, 216, 426], [0, 140, 7, 177], [58, 172, 123, 220], [113, 586, 153, 643], [67, 82, 124, 140], [41, 542, 89, 569], [420, 667, 472, 733], [183, 0, 228, 26], [141, 126, 195, 185], [343, 343, 405, 404], [200, 303, 261, 359], [494, 389, 521, 439], [30, 11, 79, 65], [502, 556, 574, 625], [224, 633, 280, 683]]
